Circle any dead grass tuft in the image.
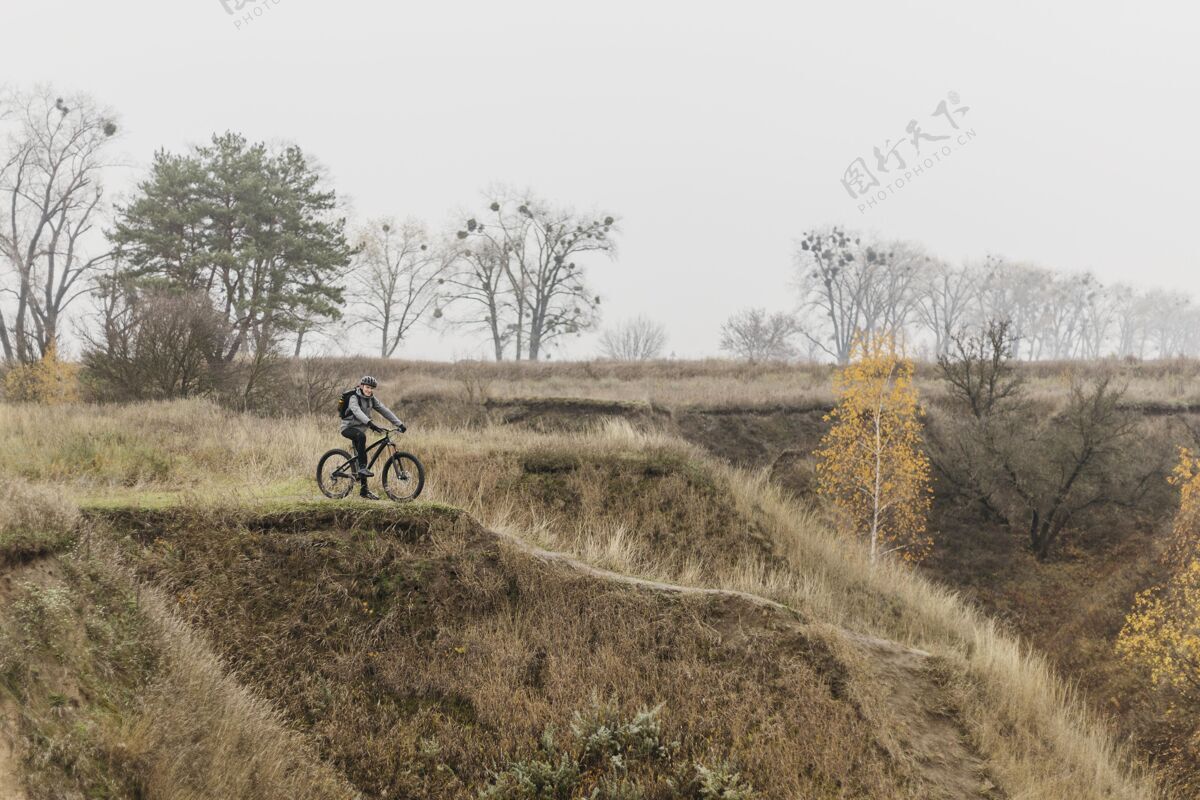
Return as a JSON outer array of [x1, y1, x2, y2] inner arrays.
[[0, 478, 79, 565]]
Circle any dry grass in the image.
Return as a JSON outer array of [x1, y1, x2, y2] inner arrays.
[[0, 499, 355, 799], [124, 589, 356, 799], [0, 398, 326, 490], [273, 355, 1200, 412], [112, 505, 919, 799], [0, 478, 79, 565], [0, 398, 1166, 797], [429, 420, 1158, 799], [299, 355, 841, 409]]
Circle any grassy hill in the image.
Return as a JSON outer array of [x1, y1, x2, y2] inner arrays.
[[0, 392, 1169, 798]]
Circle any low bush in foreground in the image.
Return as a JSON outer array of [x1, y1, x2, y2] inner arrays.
[[482, 702, 756, 800]]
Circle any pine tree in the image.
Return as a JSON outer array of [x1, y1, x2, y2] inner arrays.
[[111, 132, 354, 361], [814, 333, 933, 564]]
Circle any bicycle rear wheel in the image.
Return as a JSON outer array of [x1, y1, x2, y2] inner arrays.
[[382, 452, 425, 501], [317, 448, 356, 499]]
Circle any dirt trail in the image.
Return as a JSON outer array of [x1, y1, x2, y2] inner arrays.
[[492, 527, 1005, 799], [848, 633, 1003, 799], [492, 527, 800, 612]]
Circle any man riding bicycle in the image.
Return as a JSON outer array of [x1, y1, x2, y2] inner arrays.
[[340, 375, 406, 500]]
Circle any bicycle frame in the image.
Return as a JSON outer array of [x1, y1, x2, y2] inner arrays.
[[333, 431, 398, 476]]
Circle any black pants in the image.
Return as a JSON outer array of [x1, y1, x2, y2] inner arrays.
[[341, 427, 368, 486]]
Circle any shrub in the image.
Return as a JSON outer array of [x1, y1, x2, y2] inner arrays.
[[693, 764, 757, 800], [1118, 448, 1200, 703], [718, 308, 797, 363], [81, 289, 230, 402], [599, 316, 668, 361], [571, 702, 673, 767], [479, 753, 580, 800], [480, 703, 756, 800], [2, 341, 81, 403], [272, 356, 346, 416]]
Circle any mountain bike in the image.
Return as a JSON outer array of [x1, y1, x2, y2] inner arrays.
[[316, 428, 425, 502]]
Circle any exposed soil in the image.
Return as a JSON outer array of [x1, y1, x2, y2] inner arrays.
[[848, 634, 1003, 800], [673, 404, 831, 468], [425, 395, 834, 472], [485, 396, 675, 432]]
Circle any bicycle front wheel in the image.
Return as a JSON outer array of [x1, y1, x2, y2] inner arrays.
[[317, 448, 356, 499], [382, 452, 425, 501]]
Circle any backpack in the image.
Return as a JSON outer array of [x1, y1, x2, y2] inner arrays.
[[337, 388, 359, 419]]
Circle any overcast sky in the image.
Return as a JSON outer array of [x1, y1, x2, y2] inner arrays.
[[3, 1, 1198, 360]]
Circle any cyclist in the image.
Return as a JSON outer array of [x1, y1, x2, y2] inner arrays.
[[340, 375, 406, 500]]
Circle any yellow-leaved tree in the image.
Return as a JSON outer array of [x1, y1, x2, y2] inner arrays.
[[1116, 447, 1200, 700], [2, 339, 80, 404], [1163, 447, 1200, 568], [814, 333, 932, 564]]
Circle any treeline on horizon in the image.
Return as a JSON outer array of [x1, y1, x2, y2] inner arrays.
[[1, 85, 1196, 405]]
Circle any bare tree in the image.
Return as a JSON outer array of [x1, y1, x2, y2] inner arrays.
[[793, 227, 871, 364], [794, 225, 1200, 361], [793, 227, 921, 363], [926, 318, 1025, 521], [784, 226, 1200, 361], [1078, 279, 1121, 359], [0, 87, 118, 363], [915, 258, 978, 356], [350, 218, 448, 357], [1016, 375, 1141, 560], [450, 187, 619, 360], [936, 319, 1024, 420], [81, 288, 231, 401], [720, 308, 798, 363], [971, 258, 1053, 360], [598, 316, 667, 361], [961, 261, 1200, 361], [934, 332, 1152, 559], [1034, 272, 1098, 360], [440, 236, 516, 362], [1111, 284, 1150, 359], [1144, 289, 1194, 358], [863, 240, 926, 335]]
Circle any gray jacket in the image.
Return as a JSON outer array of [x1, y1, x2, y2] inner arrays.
[[341, 389, 403, 432]]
